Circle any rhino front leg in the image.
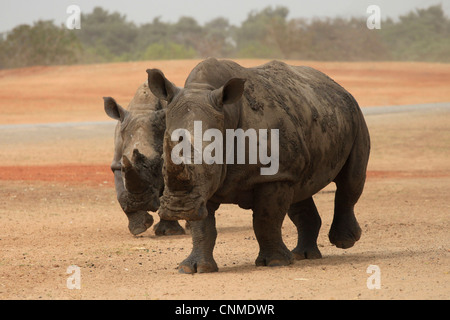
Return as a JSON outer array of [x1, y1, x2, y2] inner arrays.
[[178, 202, 219, 274], [253, 182, 294, 267]]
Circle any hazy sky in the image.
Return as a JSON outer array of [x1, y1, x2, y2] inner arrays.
[[1, 0, 449, 32]]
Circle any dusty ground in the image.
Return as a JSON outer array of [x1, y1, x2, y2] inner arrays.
[[0, 60, 449, 300]]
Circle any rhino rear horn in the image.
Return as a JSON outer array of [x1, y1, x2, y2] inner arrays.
[[131, 149, 147, 166]]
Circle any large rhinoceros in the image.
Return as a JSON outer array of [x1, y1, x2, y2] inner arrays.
[[103, 82, 185, 236], [147, 58, 370, 273]]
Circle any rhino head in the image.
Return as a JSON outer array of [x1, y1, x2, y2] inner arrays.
[[147, 68, 245, 221], [104, 82, 166, 218]]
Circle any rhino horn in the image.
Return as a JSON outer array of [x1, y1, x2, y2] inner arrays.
[[177, 164, 191, 181], [165, 159, 191, 182], [131, 148, 147, 165], [122, 155, 148, 194]]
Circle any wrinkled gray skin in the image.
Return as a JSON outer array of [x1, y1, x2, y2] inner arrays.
[[148, 58, 370, 273], [103, 82, 185, 236]]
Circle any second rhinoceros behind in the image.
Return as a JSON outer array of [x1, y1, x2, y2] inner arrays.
[[103, 81, 185, 236]]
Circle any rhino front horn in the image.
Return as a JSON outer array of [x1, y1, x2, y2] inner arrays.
[[122, 155, 148, 194]]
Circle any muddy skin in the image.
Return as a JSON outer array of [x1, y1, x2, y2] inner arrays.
[[148, 58, 370, 273], [104, 82, 185, 236]]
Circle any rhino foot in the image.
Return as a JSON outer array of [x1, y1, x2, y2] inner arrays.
[[178, 254, 218, 274], [255, 246, 294, 267], [127, 211, 154, 236], [328, 219, 362, 249], [292, 245, 322, 260], [154, 220, 185, 236]]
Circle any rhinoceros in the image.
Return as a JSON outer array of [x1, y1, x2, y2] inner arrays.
[[103, 82, 185, 236], [147, 58, 370, 273]]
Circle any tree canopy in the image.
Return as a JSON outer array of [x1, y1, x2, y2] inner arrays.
[[1, 4, 449, 68]]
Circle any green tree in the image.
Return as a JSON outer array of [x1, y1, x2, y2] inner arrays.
[[198, 17, 234, 57], [77, 7, 138, 61], [140, 42, 196, 60], [305, 17, 389, 61], [136, 17, 172, 52], [380, 4, 450, 61], [0, 20, 81, 68], [235, 6, 289, 58], [171, 16, 203, 53]]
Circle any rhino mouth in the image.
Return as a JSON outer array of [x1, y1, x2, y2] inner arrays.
[[158, 191, 208, 221], [118, 187, 160, 213]]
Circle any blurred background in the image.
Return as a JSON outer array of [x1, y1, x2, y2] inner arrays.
[[1, 0, 450, 68]]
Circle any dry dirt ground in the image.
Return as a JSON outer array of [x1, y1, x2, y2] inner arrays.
[[0, 60, 449, 300]]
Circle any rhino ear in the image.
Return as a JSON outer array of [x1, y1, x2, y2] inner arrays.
[[147, 69, 179, 103], [103, 97, 128, 121], [211, 78, 246, 108]]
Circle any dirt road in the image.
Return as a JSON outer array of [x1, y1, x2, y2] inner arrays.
[[0, 60, 449, 300]]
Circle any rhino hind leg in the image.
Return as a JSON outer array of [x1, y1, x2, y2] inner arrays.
[[329, 129, 369, 249], [154, 219, 185, 236], [253, 182, 294, 267], [288, 197, 322, 260], [328, 187, 362, 249]]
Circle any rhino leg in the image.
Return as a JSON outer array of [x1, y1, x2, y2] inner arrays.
[[178, 202, 219, 274], [154, 219, 185, 236], [253, 182, 294, 267], [329, 129, 369, 249], [288, 197, 322, 260], [328, 188, 362, 249], [126, 211, 154, 236]]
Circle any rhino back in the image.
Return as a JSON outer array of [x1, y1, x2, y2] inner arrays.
[[207, 60, 365, 203]]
